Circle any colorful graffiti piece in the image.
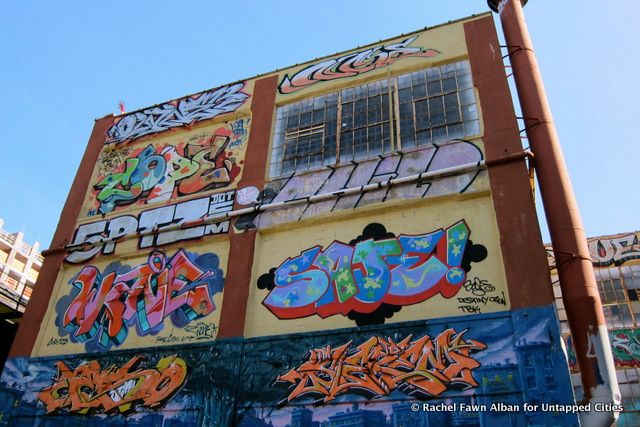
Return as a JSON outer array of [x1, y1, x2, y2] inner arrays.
[[610, 329, 640, 367], [589, 233, 640, 267], [275, 329, 486, 406], [106, 83, 250, 144], [547, 231, 640, 268], [37, 355, 186, 415], [258, 222, 487, 324], [58, 249, 224, 351], [95, 119, 248, 215], [67, 191, 234, 264], [278, 36, 440, 94]]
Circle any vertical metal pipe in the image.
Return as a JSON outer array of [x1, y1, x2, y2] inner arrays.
[[488, 1, 620, 425]]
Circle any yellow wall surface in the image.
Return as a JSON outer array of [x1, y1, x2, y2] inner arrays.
[[274, 19, 471, 103], [245, 192, 509, 338], [33, 237, 229, 357]]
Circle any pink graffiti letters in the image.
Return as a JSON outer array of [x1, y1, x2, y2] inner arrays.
[[258, 222, 487, 323], [59, 249, 223, 351], [278, 36, 440, 94], [275, 329, 486, 406]]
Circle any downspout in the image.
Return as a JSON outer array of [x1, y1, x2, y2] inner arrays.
[[487, 1, 620, 426]]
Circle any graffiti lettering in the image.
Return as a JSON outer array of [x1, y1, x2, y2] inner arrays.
[[275, 329, 486, 406], [547, 232, 640, 268], [278, 36, 440, 94], [610, 329, 640, 367], [66, 191, 234, 264], [46, 337, 69, 347], [258, 221, 487, 323], [184, 321, 217, 340], [95, 119, 246, 215], [589, 233, 640, 267], [257, 140, 484, 229], [37, 355, 186, 414], [58, 249, 224, 350], [106, 83, 250, 144]]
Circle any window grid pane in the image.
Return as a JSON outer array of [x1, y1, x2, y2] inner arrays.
[[270, 59, 479, 178]]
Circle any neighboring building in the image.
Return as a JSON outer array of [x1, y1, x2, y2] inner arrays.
[[0, 12, 580, 427], [0, 218, 42, 370], [548, 231, 640, 427]]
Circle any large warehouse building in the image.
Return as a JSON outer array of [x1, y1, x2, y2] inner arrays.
[[0, 10, 596, 427]]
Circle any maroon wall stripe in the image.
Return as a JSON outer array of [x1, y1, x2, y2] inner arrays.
[[10, 115, 115, 357], [464, 16, 554, 308], [217, 75, 278, 338]]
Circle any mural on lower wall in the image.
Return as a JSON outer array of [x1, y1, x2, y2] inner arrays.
[[257, 222, 487, 325], [56, 249, 224, 352], [0, 307, 578, 426], [38, 355, 187, 415], [275, 329, 486, 407], [564, 328, 640, 370], [90, 118, 249, 216]]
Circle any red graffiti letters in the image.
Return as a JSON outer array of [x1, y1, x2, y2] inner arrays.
[[61, 249, 223, 350], [37, 355, 187, 414], [275, 329, 486, 406], [278, 36, 440, 94]]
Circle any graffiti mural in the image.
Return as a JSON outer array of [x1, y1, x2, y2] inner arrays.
[[57, 249, 224, 351], [257, 222, 487, 325], [547, 231, 640, 268], [564, 329, 640, 370], [0, 307, 579, 426], [275, 329, 486, 406], [106, 83, 250, 144], [611, 329, 640, 367], [255, 140, 485, 229], [67, 190, 234, 264], [278, 36, 440, 94], [93, 119, 248, 215], [589, 232, 640, 267], [37, 355, 186, 415]]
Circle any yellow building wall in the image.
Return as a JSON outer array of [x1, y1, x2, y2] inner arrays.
[[245, 192, 509, 338], [33, 237, 229, 357]]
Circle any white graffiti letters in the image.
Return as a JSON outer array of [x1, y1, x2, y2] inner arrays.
[[106, 83, 250, 144], [66, 191, 235, 263]]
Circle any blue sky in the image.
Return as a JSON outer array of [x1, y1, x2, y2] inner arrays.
[[1, 1, 638, 248]]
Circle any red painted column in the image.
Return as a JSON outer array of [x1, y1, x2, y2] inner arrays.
[[217, 75, 278, 338], [489, 0, 619, 424], [464, 15, 554, 310], [9, 115, 115, 357]]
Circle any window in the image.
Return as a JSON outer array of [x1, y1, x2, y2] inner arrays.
[[270, 60, 479, 178]]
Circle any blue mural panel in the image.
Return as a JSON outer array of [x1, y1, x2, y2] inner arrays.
[[0, 306, 578, 426]]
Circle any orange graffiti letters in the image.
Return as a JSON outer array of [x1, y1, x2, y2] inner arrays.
[[276, 329, 485, 406], [37, 355, 187, 415]]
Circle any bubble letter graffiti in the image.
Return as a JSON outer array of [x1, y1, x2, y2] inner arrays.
[[37, 355, 187, 415], [275, 329, 486, 406], [257, 222, 487, 324]]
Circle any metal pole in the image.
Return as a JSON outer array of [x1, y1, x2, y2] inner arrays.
[[488, 1, 620, 425]]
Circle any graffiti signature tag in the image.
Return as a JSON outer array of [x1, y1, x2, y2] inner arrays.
[[38, 355, 186, 414], [278, 36, 440, 94], [275, 329, 486, 406]]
